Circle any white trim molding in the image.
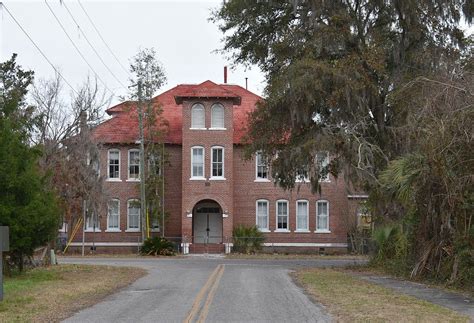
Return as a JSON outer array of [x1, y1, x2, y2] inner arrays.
[[347, 194, 369, 199], [263, 242, 347, 248], [69, 242, 142, 247]]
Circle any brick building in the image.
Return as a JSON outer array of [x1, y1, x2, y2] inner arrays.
[[67, 80, 366, 254]]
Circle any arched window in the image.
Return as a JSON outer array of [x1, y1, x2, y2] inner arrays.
[[211, 103, 224, 129], [191, 103, 205, 129]]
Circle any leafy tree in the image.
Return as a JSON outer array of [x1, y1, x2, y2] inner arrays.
[[212, 1, 473, 284], [378, 64, 473, 287], [0, 54, 60, 271], [211, 0, 472, 192]]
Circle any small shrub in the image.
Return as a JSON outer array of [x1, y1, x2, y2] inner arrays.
[[370, 224, 410, 275], [140, 237, 175, 256], [232, 225, 265, 254]]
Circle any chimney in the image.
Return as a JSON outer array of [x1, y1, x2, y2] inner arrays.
[[224, 66, 228, 84], [245, 77, 248, 90]]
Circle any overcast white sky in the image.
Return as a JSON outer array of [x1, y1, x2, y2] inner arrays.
[[1, 0, 266, 106]]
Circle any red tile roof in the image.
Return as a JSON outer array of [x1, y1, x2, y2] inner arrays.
[[92, 80, 262, 145], [174, 80, 241, 105]]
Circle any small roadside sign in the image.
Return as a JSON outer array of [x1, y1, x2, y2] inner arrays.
[[0, 226, 9, 301]]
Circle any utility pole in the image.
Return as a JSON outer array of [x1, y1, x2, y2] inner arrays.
[[82, 200, 86, 256], [137, 81, 147, 242], [161, 142, 165, 238]]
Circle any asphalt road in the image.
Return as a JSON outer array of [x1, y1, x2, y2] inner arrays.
[[60, 256, 364, 323]]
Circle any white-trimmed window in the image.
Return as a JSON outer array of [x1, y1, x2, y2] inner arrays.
[[191, 146, 205, 178], [276, 200, 289, 231], [191, 103, 205, 129], [87, 152, 100, 177], [255, 152, 269, 180], [127, 199, 140, 231], [128, 149, 140, 180], [108, 149, 120, 179], [256, 200, 269, 231], [296, 200, 309, 231], [211, 146, 224, 179], [296, 166, 309, 182], [316, 200, 330, 232], [316, 152, 330, 181], [148, 153, 161, 176], [107, 199, 120, 231], [211, 103, 225, 129], [85, 213, 100, 232]]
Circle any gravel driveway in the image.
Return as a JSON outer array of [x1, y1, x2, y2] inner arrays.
[[60, 256, 363, 322]]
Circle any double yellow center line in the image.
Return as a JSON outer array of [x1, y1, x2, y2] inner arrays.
[[184, 264, 225, 323]]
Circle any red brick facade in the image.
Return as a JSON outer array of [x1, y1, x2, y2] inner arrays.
[[68, 81, 365, 253]]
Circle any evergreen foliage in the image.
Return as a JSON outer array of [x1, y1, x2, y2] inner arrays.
[[140, 237, 175, 256], [0, 54, 60, 271], [212, 1, 473, 286], [232, 225, 265, 254]]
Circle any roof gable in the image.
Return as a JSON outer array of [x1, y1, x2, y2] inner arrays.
[[174, 80, 241, 105]]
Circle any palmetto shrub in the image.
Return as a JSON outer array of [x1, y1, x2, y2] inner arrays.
[[140, 237, 175, 256], [232, 225, 265, 254]]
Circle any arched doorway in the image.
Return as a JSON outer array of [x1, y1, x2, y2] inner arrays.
[[193, 200, 223, 243]]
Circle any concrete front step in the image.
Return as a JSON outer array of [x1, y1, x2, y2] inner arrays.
[[189, 243, 225, 254]]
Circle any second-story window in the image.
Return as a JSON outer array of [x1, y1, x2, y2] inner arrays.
[[108, 149, 120, 179], [211, 103, 224, 129], [316, 152, 330, 181], [128, 150, 140, 180], [191, 146, 204, 178], [191, 103, 205, 129], [211, 147, 224, 178], [255, 151, 269, 180]]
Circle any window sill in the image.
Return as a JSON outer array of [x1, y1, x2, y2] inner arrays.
[[125, 229, 140, 233], [209, 177, 226, 181], [106, 178, 122, 182], [295, 179, 310, 183], [208, 128, 226, 131], [105, 229, 121, 232], [254, 178, 271, 182], [295, 230, 311, 233], [319, 179, 331, 183], [126, 178, 140, 182], [274, 229, 290, 233], [190, 127, 207, 130], [150, 229, 160, 232], [315, 230, 331, 234], [258, 229, 271, 233], [84, 229, 101, 233], [189, 177, 206, 181]]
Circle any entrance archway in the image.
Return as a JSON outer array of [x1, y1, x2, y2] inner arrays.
[[193, 200, 223, 243]]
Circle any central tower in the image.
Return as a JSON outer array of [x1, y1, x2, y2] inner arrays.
[[175, 81, 241, 248]]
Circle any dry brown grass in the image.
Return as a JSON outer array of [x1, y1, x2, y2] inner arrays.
[[0, 264, 146, 322], [226, 253, 368, 260], [295, 268, 469, 322]]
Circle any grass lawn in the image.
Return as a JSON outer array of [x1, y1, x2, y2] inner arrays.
[[0, 264, 146, 322], [295, 268, 469, 322]]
